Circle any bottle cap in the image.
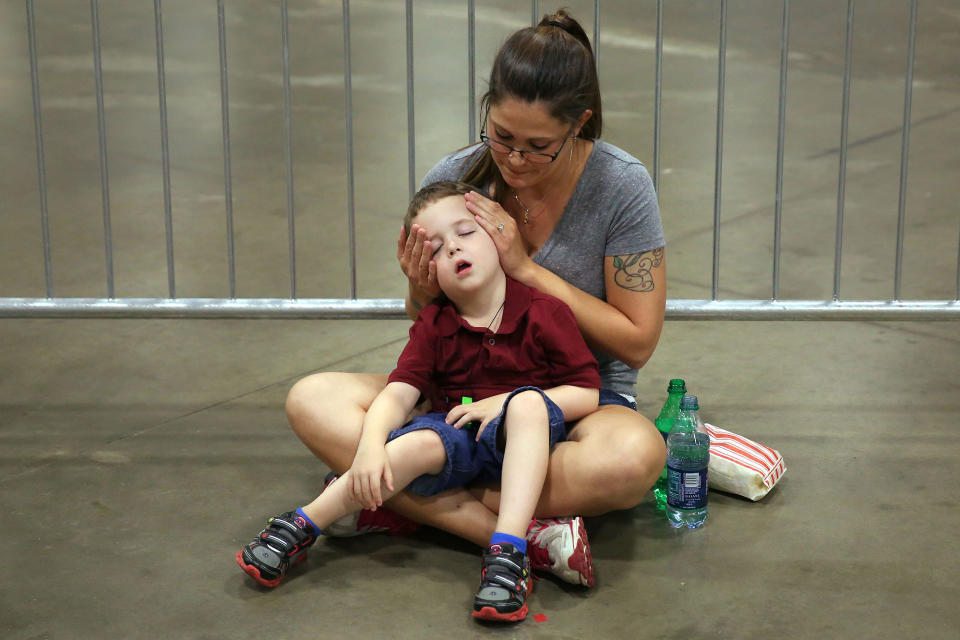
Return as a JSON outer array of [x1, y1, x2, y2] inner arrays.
[[667, 378, 686, 393], [680, 394, 699, 410]]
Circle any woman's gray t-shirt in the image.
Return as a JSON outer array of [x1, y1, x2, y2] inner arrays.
[[420, 140, 664, 396]]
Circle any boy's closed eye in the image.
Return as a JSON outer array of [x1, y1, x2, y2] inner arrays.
[[431, 228, 477, 257]]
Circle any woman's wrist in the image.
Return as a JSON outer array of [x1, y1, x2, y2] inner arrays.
[[407, 281, 430, 310], [510, 256, 540, 288]]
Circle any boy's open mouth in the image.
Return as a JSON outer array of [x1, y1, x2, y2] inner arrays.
[[455, 260, 472, 274]]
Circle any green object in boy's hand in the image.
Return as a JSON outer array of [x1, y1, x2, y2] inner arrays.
[[461, 396, 478, 429]]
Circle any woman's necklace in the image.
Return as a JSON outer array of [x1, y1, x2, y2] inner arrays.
[[511, 138, 587, 224], [513, 192, 540, 225], [511, 140, 583, 224], [485, 299, 506, 333]]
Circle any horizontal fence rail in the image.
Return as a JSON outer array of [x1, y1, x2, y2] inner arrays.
[[1, 298, 957, 321], [6, 0, 959, 321]]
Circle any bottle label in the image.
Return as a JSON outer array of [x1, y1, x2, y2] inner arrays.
[[666, 465, 707, 509]]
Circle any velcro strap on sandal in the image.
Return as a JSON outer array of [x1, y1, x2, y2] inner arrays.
[[481, 555, 528, 593], [258, 513, 315, 556]]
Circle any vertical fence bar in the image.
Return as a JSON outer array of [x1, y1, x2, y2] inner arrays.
[[894, 0, 918, 301], [467, 0, 476, 144], [26, 0, 54, 298], [342, 0, 357, 299], [281, 0, 297, 299], [956, 223, 960, 301], [593, 0, 600, 67], [153, 0, 176, 298], [90, 0, 114, 299], [653, 0, 663, 192], [834, 0, 855, 301], [405, 0, 415, 199], [711, 0, 728, 301], [216, 0, 236, 299], [532, 0, 539, 26], [772, 0, 790, 300]]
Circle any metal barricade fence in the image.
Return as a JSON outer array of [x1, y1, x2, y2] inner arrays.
[[2, 0, 958, 320]]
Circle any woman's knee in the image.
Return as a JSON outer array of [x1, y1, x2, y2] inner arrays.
[[615, 425, 667, 490], [285, 371, 384, 431], [286, 374, 320, 418], [284, 373, 387, 469], [286, 373, 336, 432], [572, 409, 666, 509]]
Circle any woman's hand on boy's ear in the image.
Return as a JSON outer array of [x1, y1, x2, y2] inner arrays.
[[464, 191, 531, 280], [398, 224, 441, 304]]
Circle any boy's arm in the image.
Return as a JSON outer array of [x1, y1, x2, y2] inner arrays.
[[357, 381, 422, 447], [350, 381, 422, 509], [445, 385, 598, 435]]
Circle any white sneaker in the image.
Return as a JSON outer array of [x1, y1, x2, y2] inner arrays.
[[526, 516, 595, 587]]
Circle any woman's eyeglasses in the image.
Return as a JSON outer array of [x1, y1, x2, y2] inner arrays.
[[479, 128, 574, 165]]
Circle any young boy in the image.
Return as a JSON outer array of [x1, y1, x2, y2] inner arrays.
[[236, 181, 601, 622]]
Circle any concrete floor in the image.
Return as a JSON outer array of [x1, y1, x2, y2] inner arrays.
[[1, 1, 959, 638]]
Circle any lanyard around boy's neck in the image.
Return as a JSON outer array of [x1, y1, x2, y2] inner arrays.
[[456, 298, 506, 409]]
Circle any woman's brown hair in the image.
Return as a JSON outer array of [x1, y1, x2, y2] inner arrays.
[[461, 8, 602, 203]]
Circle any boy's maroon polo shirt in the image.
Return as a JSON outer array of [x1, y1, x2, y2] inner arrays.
[[388, 277, 601, 413]]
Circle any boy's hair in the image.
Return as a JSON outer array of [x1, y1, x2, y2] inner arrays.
[[404, 181, 486, 235]]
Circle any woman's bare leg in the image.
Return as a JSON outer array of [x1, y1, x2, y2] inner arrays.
[[470, 404, 667, 518], [286, 372, 389, 471], [286, 371, 499, 546], [286, 374, 665, 546]]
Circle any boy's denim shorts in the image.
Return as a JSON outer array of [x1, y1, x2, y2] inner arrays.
[[386, 385, 566, 497], [597, 388, 637, 411]]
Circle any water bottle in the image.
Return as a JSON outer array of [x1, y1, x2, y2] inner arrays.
[[666, 394, 710, 529], [653, 379, 686, 511]]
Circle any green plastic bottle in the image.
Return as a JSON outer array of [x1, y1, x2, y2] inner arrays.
[[653, 379, 686, 511]]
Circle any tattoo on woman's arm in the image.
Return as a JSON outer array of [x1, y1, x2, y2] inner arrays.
[[613, 248, 664, 292]]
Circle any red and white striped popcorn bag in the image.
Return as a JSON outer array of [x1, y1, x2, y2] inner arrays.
[[704, 423, 786, 501]]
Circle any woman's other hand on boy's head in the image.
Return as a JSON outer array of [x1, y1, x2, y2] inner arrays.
[[398, 223, 441, 304]]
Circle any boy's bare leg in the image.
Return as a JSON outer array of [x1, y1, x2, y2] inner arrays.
[[493, 390, 550, 538], [287, 372, 499, 546], [299, 429, 446, 529]]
